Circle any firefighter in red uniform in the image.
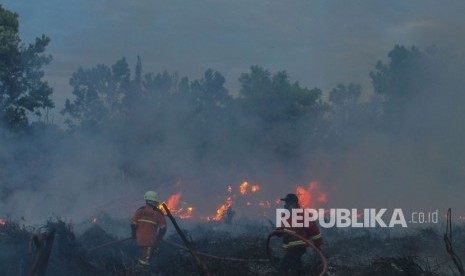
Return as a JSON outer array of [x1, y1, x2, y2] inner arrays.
[[131, 191, 167, 270], [277, 193, 323, 276]]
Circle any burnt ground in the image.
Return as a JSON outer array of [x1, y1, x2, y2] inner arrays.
[[1, 217, 464, 276]]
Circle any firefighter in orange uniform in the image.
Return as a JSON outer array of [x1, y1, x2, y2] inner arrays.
[[277, 193, 323, 276], [131, 191, 167, 269]]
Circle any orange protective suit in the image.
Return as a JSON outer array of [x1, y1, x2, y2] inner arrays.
[[131, 204, 167, 266]]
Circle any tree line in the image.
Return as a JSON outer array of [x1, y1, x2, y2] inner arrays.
[[0, 5, 446, 184]]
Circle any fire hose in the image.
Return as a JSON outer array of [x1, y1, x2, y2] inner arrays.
[[266, 230, 327, 276], [89, 237, 267, 262], [88, 237, 133, 252]]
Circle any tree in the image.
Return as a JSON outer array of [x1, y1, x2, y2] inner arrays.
[[369, 45, 432, 119], [0, 5, 54, 130], [238, 66, 324, 124], [329, 83, 361, 109], [190, 69, 231, 110], [326, 83, 382, 147], [62, 58, 131, 128], [237, 66, 326, 159]]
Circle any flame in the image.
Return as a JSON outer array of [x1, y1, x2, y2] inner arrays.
[[166, 193, 181, 211], [239, 182, 260, 195], [240, 182, 249, 195], [208, 196, 233, 221], [0, 218, 6, 226], [296, 181, 327, 208], [177, 206, 194, 219], [160, 192, 193, 219], [158, 180, 327, 221], [251, 185, 260, 192]]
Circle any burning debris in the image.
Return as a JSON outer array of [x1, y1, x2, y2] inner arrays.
[[160, 192, 194, 220], [162, 180, 328, 222]]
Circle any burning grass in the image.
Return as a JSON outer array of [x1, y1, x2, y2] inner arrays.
[[1, 216, 464, 275]]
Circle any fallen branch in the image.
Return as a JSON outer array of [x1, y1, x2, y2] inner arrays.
[[444, 208, 464, 276], [162, 203, 211, 276]]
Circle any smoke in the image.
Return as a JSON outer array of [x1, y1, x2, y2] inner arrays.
[[2, 0, 465, 226], [308, 45, 465, 214]]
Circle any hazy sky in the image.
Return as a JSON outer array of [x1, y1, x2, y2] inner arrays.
[[3, 0, 464, 115]]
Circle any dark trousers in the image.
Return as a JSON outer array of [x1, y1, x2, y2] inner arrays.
[[279, 247, 306, 276]]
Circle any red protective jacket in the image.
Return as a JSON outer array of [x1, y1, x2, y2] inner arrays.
[[277, 211, 323, 251], [131, 205, 167, 247]]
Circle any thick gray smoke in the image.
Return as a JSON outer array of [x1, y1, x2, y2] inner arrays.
[[1, 0, 465, 226]]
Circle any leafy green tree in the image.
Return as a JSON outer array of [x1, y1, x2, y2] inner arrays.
[[237, 66, 326, 158], [369, 45, 432, 119], [238, 66, 324, 124], [190, 69, 231, 110], [0, 5, 54, 130], [140, 70, 178, 107], [62, 58, 131, 128]]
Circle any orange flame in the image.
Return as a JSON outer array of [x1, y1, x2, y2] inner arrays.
[[166, 193, 181, 211], [177, 206, 194, 219], [296, 181, 327, 208], [0, 218, 6, 226], [239, 182, 260, 195], [161, 180, 327, 221], [251, 185, 260, 192], [161, 192, 193, 219], [208, 196, 233, 221], [240, 182, 249, 195]]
